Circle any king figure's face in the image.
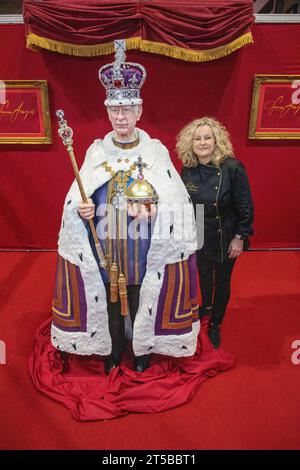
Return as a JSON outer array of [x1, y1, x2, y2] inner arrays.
[[107, 105, 142, 141]]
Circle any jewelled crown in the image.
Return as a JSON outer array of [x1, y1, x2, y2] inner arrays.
[[98, 39, 146, 106]]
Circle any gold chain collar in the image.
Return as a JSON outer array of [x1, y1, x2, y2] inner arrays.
[[101, 161, 137, 178]]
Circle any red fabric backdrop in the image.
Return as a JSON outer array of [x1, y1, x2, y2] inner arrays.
[[0, 23, 300, 249]]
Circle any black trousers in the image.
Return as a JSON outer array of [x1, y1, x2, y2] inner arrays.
[[196, 253, 236, 325], [105, 284, 140, 358]]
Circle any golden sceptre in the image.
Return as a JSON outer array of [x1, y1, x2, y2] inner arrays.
[[56, 109, 107, 269]]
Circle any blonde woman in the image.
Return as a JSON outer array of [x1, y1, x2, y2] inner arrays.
[[177, 117, 254, 348]]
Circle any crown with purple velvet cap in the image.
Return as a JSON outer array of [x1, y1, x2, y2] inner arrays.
[[98, 39, 146, 107]]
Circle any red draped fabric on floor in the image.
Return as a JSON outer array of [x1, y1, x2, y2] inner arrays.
[[29, 317, 234, 421]]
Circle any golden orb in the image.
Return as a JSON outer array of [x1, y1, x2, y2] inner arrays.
[[126, 178, 159, 204]]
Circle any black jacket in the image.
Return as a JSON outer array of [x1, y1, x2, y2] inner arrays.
[[182, 158, 254, 263]]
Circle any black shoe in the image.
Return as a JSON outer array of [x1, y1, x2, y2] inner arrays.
[[134, 354, 150, 372], [105, 353, 121, 375], [208, 323, 221, 348]]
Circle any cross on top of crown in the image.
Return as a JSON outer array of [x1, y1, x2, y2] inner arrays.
[[134, 156, 148, 180]]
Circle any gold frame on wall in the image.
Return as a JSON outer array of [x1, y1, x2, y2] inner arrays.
[[249, 74, 300, 139], [0, 80, 51, 144]]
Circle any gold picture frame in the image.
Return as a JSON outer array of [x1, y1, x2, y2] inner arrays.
[[249, 74, 300, 139], [0, 80, 51, 144]]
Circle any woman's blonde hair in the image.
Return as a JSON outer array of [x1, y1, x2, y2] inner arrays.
[[176, 117, 234, 167]]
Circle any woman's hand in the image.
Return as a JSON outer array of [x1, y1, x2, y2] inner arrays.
[[78, 198, 95, 220], [127, 203, 157, 221], [228, 236, 243, 259]]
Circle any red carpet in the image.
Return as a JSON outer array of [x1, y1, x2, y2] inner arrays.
[[0, 252, 300, 449]]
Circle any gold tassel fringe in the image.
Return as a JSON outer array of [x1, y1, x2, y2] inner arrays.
[[140, 33, 253, 62], [26, 34, 142, 57], [26, 32, 253, 62]]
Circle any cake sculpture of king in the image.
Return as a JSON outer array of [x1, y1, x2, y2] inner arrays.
[[51, 39, 200, 374]]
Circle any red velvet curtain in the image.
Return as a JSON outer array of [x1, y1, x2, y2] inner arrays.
[[23, 0, 254, 57]]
